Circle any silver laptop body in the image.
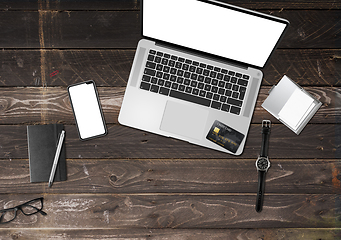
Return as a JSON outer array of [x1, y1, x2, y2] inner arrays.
[[119, 0, 289, 155]]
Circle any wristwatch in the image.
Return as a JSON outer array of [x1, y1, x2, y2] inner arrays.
[[255, 120, 271, 212]]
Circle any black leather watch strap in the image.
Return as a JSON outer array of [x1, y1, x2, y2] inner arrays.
[[256, 170, 266, 212], [260, 120, 271, 157]]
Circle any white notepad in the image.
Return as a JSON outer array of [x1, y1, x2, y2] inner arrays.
[[262, 75, 322, 134]]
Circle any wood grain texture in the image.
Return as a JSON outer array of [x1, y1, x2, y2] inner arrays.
[[0, 228, 339, 240], [0, 159, 339, 194], [0, 11, 339, 49], [0, 86, 338, 124], [0, 49, 340, 87], [0, 194, 338, 229], [0, 124, 338, 160], [0, 0, 340, 10]]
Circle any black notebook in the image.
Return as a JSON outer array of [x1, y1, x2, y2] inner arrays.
[[27, 124, 67, 183]]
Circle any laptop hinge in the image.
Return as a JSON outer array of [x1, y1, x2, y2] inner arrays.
[[155, 42, 248, 70]]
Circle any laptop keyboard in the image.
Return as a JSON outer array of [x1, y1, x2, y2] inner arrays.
[[139, 49, 250, 115]]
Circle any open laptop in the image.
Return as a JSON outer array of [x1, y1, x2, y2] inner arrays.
[[118, 0, 289, 155]]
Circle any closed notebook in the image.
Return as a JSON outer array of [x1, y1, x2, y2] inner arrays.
[[27, 124, 67, 183]]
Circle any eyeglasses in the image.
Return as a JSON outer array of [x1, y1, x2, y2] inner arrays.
[[0, 197, 47, 224]]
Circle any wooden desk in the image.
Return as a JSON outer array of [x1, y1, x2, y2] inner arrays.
[[0, 0, 340, 239]]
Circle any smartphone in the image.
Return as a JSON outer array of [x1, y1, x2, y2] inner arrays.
[[68, 80, 107, 140]]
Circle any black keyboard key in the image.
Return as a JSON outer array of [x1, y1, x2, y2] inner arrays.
[[168, 60, 175, 67], [163, 73, 170, 80], [170, 90, 211, 107], [199, 90, 206, 97], [184, 79, 190, 85], [211, 86, 218, 93], [238, 79, 248, 87], [144, 68, 156, 76], [190, 81, 198, 88], [221, 104, 230, 112], [211, 101, 221, 110], [232, 92, 239, 99], [150, 84, 159, 93], [175, 62, 182, 69], [185, 86, 192, 93], [156, 64, 163, 71], [159, 87, 170, 96], [172, 82, 179, 90], [204, 84, 211, 91], [146, 61, 156, 69], [231, 77, 238, 83], [220, 95, 227, 103], [149, 49, 156, 55], [230, 106, 241, 115], [221, 69, 228, 74], [232, 84, 239, 91], [156, 71, 163, 78], [178, 85, 185, 91], [218, 81, 225, 88], [163, 66, 170, 73], [224, 75, 231, 81], [164, 53, 170, 59], [170, 68, 177, 75], [157, 79, 165, 86], [151, 77, 157, 84], [218, 88, 225, 95], [170, 75, 177, 82], [196, 68, 203, 75], [178, 57, 185, 62], [193, 61, 199, 66], [228, 70, 235, 76], [225, 90, 232, 97], [147, 55, 154, 61], [182, 64, 189, 71], [211, 79, 218, 86], [177, 69, 184, 77], [243, 74, 250, 80], [227, 97, 242, 107], [236, 73, 242, 78], [164, 81, 171, 88], [200, 63, 206, 68], [177, 77, 184, 84], [207, 65, 214, 70], [189, 66, 196, 72], [155, 56, 161, 63], [213, 94, 220, 101], [171, 55, 178, 60], [162, 58, 168, 65], [184, 71, 191, 78], [185, 59, 192, 64], [210, 71, 217, 78], [192, 88, 199, 95], [206, 92, 213, 99], [142, 75, 151, 82], [217, 73, 223, 80], [197, 82, 204, 89], [140, 82, 150, 90], [156, 51, 163, 56]]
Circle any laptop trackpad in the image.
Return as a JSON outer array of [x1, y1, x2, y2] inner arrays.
[[160, 101, 209, 140]]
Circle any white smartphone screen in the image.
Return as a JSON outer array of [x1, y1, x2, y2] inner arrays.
[[68, 81, 107, 140]]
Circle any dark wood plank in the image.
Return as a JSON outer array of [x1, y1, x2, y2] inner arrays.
[[0, 0, 339, 11], [0, 194, 338, 228], [0, 124, 338, 160], [0, 86, 337, 124], [0, 228, 338, 240], [0, 49, 340, 87], [0, 11, 339, 49], [0, 159, 339, 194]]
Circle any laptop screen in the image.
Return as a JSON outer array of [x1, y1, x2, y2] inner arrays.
[[142, 0, 288, 68]]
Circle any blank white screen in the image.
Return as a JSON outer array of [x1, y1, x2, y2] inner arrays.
[[68, 82, 106, 140], [143, 0, 287, 68]]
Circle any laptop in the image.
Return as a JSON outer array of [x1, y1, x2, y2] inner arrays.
[[118, 0, 289, 155]]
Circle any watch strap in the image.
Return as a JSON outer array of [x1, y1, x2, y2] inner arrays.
[[260, 120, 271, 157], [256, 170, 266, 212]]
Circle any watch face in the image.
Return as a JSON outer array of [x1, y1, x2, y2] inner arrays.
[[257, 157, 269, 170]]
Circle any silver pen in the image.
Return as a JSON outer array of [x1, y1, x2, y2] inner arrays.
[[48, 130, 65, 188]]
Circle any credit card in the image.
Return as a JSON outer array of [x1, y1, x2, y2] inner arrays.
[[206, 120, 244, 153]]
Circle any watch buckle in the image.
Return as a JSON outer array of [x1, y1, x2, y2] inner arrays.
[[262, 120, 271, 128]]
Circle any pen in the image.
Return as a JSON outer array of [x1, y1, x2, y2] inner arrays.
[[48, 130, 65, 188]]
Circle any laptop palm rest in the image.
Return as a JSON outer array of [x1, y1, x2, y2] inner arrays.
[[160, 101, 209, 141]]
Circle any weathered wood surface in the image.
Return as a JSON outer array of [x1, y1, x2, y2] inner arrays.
[[0, 124, 338, 159], [0, 228, 339, 240], [0, 0, 339, 238], [0, 159, 339, 194], [0, 49, 340, 87], [0, 86, 338, 124], [0, 0, 340, 10], [0, 194, 338, 229], [0, 11, 340, 49]]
